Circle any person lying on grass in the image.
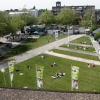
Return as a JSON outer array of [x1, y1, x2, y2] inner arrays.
[[51, 72, 66, 79]]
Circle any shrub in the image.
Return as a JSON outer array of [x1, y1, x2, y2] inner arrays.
[[90, 25, 99, 33], [94, 32, 100, 40]]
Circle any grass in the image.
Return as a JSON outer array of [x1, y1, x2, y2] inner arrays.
[[0, 54, 100, 92], [0, 34, 68, 61], [71, 36, 92, 45], [51, 49, 100, 61], [60, 44, 95, 52]]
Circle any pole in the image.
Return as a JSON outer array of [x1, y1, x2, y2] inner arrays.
[[35, 64, 38, 89], [3, 72, 6, 86], [11, 81, 13, 87], [71, 65, 73, 91], [1, 68, 6, 86], [9, 74, 13, 87], [91, 15, 92, 28], [68, 30, 69, 44], [67, 27, 70, 46]]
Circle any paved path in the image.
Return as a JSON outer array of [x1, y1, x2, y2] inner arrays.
[[90, 36, 100, 52], [0, 34, 85, 69], [45, 51, 100, 65]]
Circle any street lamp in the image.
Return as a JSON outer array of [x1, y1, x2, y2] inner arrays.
[[1, 68, 6, 86], [67, 26, 72, 46]]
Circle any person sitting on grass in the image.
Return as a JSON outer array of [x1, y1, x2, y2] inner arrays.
[[87, 63, 95, 68], [40, 55, 45, 58], [27, 66, 31, 69], [51, 62, 57, 67]]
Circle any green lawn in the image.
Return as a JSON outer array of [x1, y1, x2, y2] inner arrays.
[[51, 49, 100, 61], [0, 34, 67, 61], [60, 44, 95, 52], [0, 54, 100, 92], [71, 36, 92, 45]]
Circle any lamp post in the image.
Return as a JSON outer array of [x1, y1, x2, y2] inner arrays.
[[1, 68, 6, 86], [67, 26, 71, 46], [91, 14, 93, 28]]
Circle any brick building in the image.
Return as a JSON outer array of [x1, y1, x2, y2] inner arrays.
[[52, 1, 95, 18]]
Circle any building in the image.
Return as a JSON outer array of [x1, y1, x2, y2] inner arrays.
[[28, 8, 38, 17], [9, 11, 28, 16], [8, 7, 38, 17], [52, 1, 95, 18]]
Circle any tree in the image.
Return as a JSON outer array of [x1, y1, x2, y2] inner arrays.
[[91, 14, 96, 25], [80, 20, 91, 28], [0, 12, 11, 36], [57, 8, 77, 25], [10, 16, 25, 35], [80, 8, 96, 28], [38, 10, 54, 25], [90, 25, 99, 33], [38, 9, 47, 16], [20, 13, 37, 25], [0, 23, 7, 36]]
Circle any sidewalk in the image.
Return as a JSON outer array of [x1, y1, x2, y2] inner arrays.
[[45, 51, 100, 65], [90, 36, 100, 59], [90, 36, 100, 52]]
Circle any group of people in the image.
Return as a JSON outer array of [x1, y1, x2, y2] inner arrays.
[[80, 41, 87, 44], [75, 45, 89, 50]]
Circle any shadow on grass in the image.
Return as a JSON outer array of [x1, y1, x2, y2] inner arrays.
[[25, 38, 37, 43], [0, 45, 31, 61], [0, 38, 39, 61]]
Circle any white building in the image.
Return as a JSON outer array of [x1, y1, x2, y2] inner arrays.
[[28, 9, 38, 17], [9, 8, 38, 17], [9, 11, 28, 16]]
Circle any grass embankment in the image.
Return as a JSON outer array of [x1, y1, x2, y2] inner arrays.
[[0, 54, 100, 92], [51, 49, 99, 61], [71, 36, 92, 45], [60, 44, 95, 52]]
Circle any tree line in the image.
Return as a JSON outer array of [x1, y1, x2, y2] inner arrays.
[[0, 7, 96, 36]]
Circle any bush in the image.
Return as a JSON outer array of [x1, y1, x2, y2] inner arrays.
[[90, 25, 99, 33], [94, 32, 100, 40]]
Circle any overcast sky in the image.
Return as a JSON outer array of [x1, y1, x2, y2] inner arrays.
[[0, 0, 99, 11]]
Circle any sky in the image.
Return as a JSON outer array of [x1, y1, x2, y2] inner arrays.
[[0, 0, 99, 11]]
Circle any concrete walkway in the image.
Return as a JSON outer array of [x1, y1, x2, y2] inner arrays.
[[0, 34, 85, 69], [90, 36, 100, 53], [45, 51, 100, 65]]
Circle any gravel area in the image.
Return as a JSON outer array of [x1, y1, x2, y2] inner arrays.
[[0, 88, 100, 100]]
